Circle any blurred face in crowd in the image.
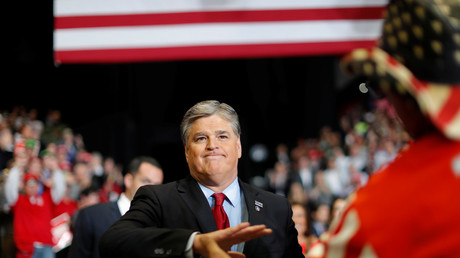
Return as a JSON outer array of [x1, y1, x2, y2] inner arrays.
[[292, 204, 308, 236], [28, 157, 43, 176], [331, 198, 346, 223], [79, 191, 100, 209], [315, 204, 330, 224], [24, 178, 39, 197], [74, 162, 90, 182], [185, 114, 241, 189], [124, 162, 164, 200], [43, 154, 59, 171], [14, 152, 29, 168]]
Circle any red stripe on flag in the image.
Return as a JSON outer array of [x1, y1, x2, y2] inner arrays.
[[410, 77, 428, 91], [436, 87, 460, 128], [55, 7, 385, 29], [54, 40, 377, 64]]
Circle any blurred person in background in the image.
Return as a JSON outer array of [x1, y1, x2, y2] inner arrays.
[[41, 110, 67, 148], [67, 161, 95, 202], [331, 146, 350, 190], [55, 145, 72, 174], [309, 171, 333, 208], [272, 143, 291, 167], [291, 202, 317, 255], [372, 137, 398, 173], [291, 155, 316, 200], [322, 157, 346, 199], [25, 109, 44, 139], [0, 127, 14, 170], [306, 197, 346, 258], [58, 128, 78, 165], [14, 124, 40, 159], [347, 143, 368, 174], [288, 181, 309, 207], [98, 156, 123, 203], [68, 156, 164, 258], [320, 0, 460, 256], [4, 149, 66, 258], [266, 161, 291, 197], [25, 157, 46, 195], [310, 203, 330, 239], [88, 152, 104, 189]]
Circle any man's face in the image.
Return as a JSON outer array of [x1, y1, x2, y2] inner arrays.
[[125, 162, 164, 200], [185, 114, 241, 187], [24, 179, 39, 197]]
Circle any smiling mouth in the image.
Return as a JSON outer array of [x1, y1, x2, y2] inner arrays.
[[205, 153, 224, 158]]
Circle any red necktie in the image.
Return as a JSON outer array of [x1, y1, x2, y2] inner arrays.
[[212, 193, 230, 230]]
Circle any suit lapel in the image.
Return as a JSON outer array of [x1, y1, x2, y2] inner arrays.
[[177, 176, 217, 233], [240, 180, 265, 256], [240, 180, 265, 226]]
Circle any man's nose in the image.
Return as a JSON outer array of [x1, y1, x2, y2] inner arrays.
[[206, 137, 218, 149]]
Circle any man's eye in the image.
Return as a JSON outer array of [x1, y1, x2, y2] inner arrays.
[[218, 135, 228, 140], [195, 137, 206, 142]]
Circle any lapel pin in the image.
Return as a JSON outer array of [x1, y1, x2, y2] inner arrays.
[[255, 200, 263, 211]]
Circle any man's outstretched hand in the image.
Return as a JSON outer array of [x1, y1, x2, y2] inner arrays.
[[198, 235, 245, 258], [193, 222, 272, 257]]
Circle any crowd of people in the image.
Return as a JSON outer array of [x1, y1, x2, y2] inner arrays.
[[0, 93, 407, 257], [0, 107, 126, 258], [247, 96, 410, 255]]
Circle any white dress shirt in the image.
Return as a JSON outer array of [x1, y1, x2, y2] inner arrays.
[[117, 192, 131, 216], [198, 177, 242, 229], [185, 177, 247, 257]]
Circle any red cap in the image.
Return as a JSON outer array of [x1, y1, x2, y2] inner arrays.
[[23, 173, 39, 183]]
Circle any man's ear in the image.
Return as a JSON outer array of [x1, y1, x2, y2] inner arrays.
[[184, 144, 190, 163], [124, 173, 133, 190], [237, 137, 242, 158]]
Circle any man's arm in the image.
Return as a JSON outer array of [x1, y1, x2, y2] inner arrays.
[[193, 223, 271, 256], [4, 166, 21, 205], [99, 186, 195, 258], [50, 168, 66, 204], [44, 155, 66, 204]]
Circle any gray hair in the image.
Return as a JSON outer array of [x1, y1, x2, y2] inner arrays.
[[180, 100, 241, 145]]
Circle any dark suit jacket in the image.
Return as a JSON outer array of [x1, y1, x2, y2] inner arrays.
[[69, 201, 122, 258], [99, 176, 303, 258]]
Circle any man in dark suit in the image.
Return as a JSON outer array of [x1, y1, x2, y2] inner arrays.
[[99, 100, 304, 258], [68, 156, 164, 258]]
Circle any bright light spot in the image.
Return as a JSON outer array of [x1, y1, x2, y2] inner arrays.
[[359, 83, 369, 93]]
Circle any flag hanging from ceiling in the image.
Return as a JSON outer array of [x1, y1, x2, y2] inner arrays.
[[53, 0, 388, 64]]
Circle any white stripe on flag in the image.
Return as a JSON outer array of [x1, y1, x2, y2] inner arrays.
[[54, 20, 383, 51], [55, 0, 388, 16]]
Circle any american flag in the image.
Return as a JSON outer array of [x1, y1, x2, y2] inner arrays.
[[53, 0, 388, 64]]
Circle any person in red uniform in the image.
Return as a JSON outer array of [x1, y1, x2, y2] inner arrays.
[[309, 0, 460, 256], [4, 153, 66, 258]]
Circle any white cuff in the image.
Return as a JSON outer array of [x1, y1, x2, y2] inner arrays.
[[184, 232, 199, 258]]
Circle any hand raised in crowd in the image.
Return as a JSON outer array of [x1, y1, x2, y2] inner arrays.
[[43, 154, 60, 172]]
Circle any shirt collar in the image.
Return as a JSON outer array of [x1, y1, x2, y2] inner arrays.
[[117, 192, 131, 215], [198, 177, 240, 207]]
